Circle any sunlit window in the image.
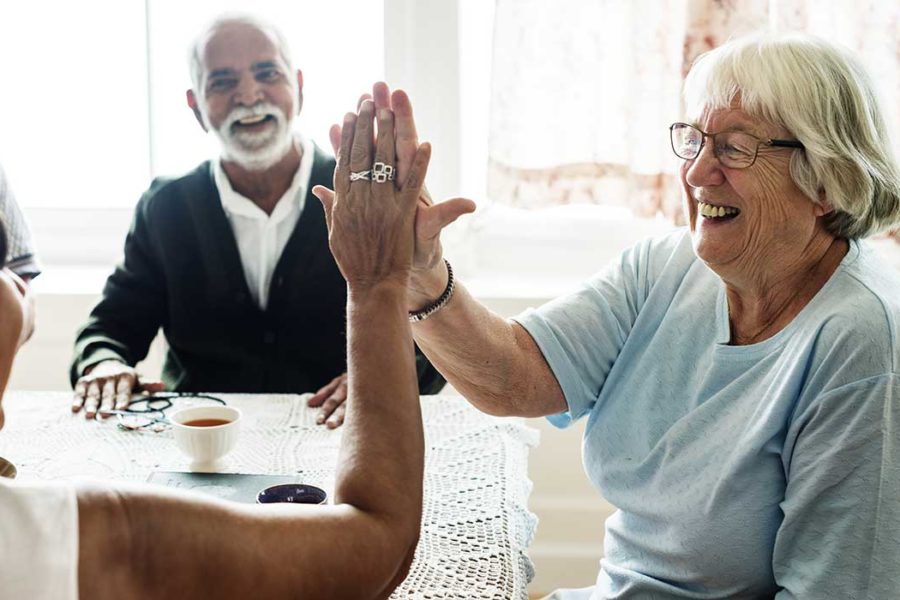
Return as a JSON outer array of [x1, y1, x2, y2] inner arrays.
[[147, 0, 383, 178], [0, 1, 150, 209], [0, 0, 383, 209]]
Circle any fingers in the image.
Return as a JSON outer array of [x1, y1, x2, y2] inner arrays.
[[83, 380, 101, 419], [401, 142, 433, 201], [325, 403, 346, 429], [372, 82, 391, 111], [373, 107, 396, 198], [72, 369, 138, 420], [308, 374, 343, 407], [329, 124, 341, 155], [392, 89, 419, 184], [114, 377, 133, 411], [316, 377, 348, 426], [417, 197, 478, 241], [349, 100, 375, 176], [356, 92, 373, 111], [98, 378, 116, 417], [72, 380, 88, 413], [335, 113, 356, 195], [330, 82, 390, 158]]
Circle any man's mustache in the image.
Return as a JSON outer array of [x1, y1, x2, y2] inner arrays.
[[223, 103, 284, 132]]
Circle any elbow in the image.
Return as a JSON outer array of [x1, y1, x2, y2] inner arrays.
[[365, 516, 422, 600]]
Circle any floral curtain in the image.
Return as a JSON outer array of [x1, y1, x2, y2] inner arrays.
[[487, 0, 900, 239]]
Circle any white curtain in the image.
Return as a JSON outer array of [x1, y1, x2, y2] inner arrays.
[[487, 0, 900, 232]]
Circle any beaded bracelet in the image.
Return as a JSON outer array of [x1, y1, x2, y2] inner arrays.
[[408, 259, 455, 323]]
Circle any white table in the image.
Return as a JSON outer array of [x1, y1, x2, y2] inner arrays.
[[0, 392, 538, 599]]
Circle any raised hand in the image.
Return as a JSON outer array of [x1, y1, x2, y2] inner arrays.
[[313, 99, 431, 294], [325, 82, 476, 309]]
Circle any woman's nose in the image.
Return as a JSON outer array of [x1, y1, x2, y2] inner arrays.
[[683, 141, 725, 188]]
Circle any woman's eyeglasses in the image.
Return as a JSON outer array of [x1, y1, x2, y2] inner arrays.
[[669, 122, 804, 169]]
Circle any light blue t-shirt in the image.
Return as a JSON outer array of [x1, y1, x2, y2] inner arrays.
[[516, 229, 900, 599]]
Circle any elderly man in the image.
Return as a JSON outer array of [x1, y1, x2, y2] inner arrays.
[[70, 15, 443, 426]]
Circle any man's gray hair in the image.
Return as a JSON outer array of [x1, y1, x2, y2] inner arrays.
[[188, 13, 295, 94], [683, 33, 900, 239]]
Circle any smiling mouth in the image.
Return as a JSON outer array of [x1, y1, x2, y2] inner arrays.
[[697, 201, 740, 221], [232, 114, 275, 129]]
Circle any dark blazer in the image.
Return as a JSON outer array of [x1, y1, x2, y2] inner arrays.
[[71, 146, 444, 394]]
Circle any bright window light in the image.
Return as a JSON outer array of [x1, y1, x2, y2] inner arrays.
[[0, 1, 383, 209], [0, 1, 150, 208], [147, 0, 384, 178]]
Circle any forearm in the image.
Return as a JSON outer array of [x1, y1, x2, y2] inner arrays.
[[412, 280, 565, 417], [334, 283, 423, 534], [77, 484, 409, 599]]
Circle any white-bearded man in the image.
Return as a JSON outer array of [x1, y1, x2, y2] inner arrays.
[[71, 15, 443, 426]]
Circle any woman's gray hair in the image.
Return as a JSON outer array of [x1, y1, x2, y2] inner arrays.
[[683, 33, 900, 239], [188, 13, 295, 94]]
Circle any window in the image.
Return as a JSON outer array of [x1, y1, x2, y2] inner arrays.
[[0, 0, 383, 271]]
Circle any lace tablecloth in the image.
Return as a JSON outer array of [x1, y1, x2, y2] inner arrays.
[[0, 392, 539, 599]]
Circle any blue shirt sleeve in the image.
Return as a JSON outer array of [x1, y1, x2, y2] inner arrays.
[[774, 374, 900, 598], [513, 235, 669, 428]]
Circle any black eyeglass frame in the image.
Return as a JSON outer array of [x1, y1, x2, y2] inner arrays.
[[110, 392, 228, 432], [668, 122, 804, 168]]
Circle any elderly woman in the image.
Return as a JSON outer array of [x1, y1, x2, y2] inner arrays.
[[323, 35, 900, 597], [0, 102, 428, 598]]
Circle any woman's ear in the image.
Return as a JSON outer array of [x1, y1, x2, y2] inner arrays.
[[814, 188, 834, 216]]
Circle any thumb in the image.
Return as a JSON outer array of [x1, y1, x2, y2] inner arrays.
[[417, 197, 477, 240], [313, 185, 336, 229]]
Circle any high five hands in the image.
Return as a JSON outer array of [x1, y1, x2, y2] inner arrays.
[[307, 83, 475, 427], [314, 82, 477, 311]]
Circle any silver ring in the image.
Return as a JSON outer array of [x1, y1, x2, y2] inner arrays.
[[349, 170, 371, 181], [372, 162, 395, 183]]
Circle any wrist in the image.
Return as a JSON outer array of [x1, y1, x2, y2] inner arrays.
[[408, 259, 455, 323], [85, 359, 127, 376], [408, 261, 449, 312], [348, 279, 409, 307]]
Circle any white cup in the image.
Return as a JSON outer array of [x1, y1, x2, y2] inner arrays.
[[170, 405, 241, 470]]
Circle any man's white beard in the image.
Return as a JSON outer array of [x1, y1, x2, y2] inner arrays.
[[209, 102, 295, 171]]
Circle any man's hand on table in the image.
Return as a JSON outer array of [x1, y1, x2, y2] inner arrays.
[[308, 373, 348, 428], [72, 360, 165, 420]]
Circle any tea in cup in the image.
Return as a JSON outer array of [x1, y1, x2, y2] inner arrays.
[[170, 405, 241, 470]]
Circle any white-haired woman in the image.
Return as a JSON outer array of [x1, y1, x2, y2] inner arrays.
[[339, 34, 900, 598]]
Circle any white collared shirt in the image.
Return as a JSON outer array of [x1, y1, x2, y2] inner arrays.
[[213, 134, 314, 310]]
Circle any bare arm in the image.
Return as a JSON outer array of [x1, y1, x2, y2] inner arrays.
[[76, 101, 427, 600], [77, 287, 419, 599], [410, 264, 566, 418], [326, 84, 566, 419], [77, 480, 414, 599]]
